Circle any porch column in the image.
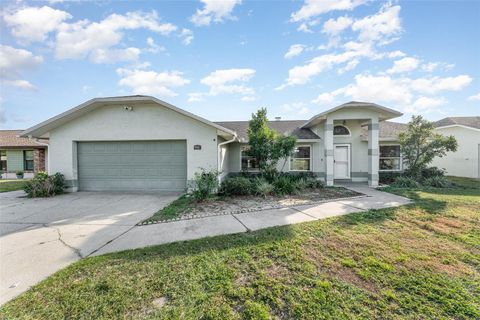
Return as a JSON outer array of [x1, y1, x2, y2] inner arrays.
[[324, 118, 334, 186], [33, 148, 46, 174], [368, 118, 379, 187]]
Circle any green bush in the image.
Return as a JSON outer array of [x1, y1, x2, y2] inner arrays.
[[293, 178, 309, 192], [220, 176, 254, 196], [24, 171, 65, 198], [192, 169, 219, 201], [379, 171, 402, 184], [423, 175, 451, 188], [255, 179, 274, 198], [421, 166, 445, 179], [273, 175, 296, 195], [391, 176, 420, 188], [305, 177, 325, 189]]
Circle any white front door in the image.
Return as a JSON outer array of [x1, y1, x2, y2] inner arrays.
[[334, 144, 350, 179]]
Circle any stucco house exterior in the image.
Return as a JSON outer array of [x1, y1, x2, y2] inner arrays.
[[0, 130, 48, 179], [20, 95, 409, 192], [432, 117, 480, 179]]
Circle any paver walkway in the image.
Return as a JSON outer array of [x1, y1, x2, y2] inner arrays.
[[94, 185, 411, 255]]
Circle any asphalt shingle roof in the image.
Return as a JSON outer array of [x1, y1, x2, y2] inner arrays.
[[434, 116, 480, 129], [0, 130, 48, 148], [214, 120, 320, 142]]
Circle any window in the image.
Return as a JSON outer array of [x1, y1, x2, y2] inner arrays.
[[24, 150, 34, 171], [333, 125, 350, 136], [379, 145, 401, 171], [241, 146, 259, 171], [290, 146, 311, 171], [0, 150, 6, 171]]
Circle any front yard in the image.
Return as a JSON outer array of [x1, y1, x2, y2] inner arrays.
[[1, 178, 479, 319], [143, 186, 360, 224], [0, 179, 28, 193]]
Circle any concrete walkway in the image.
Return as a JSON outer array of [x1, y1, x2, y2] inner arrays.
[[94, 186, 411, 255]]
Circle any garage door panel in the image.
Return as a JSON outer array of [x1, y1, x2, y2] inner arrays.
[[78, 141, 187, 191]]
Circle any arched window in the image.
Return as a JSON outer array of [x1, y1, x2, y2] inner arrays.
[[333, 125, 350, 136]]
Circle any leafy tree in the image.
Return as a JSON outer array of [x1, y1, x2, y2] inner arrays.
[[247, 108, 296, 174], [399, 115, 458, 178]]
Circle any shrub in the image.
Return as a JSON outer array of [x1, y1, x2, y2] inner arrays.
[[293, 178, 309, 193], [379, 171, 402, 184], [24, 171, 65, 198], [192, 169, 219, 201], [220, 176, 254, 196], [391, 176, 419, 188], [423, 175, 451, 188], [273, 175, 296, 195], [420, 166, 445, 179], [255, 179, 274, 198], [305, 177, 325, 189]]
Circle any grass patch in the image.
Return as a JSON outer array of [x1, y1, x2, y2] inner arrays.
[[0, 179, 29, 193], [143, 194, 195, 223], [1, 181, 479, 319], [447, 176, 480, 189]]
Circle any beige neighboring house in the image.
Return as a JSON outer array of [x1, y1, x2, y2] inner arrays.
[[432, 117, 480, 179], [21, 96, 405, 192], [0, 130, 48, 179]]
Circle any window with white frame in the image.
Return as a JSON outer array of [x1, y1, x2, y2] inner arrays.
[[333, 125, 350, 136], [379, 145, 401, 171], [290, 146, 311, 171], [241, 146, 259, 171]]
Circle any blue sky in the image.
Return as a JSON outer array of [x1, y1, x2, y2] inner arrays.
[[0, 0, 479, 129]]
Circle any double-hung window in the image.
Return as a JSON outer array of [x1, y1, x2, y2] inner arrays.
[[241, 146, 259, 171], [379, 145, 401, 171], [0, 150, 6, 171], [290, 146, 311, 171], [24, 150, 34, 171]]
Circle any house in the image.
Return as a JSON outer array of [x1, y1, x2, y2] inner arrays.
[[21, 96, 408, 192], [432, 117, 480, 179], [0, 130, 48, 179]]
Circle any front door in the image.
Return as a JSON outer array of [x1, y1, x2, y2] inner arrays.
[[334, 144, 350, 179]]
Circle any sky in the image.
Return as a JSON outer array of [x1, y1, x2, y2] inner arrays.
[[0, 0, 479, 130]]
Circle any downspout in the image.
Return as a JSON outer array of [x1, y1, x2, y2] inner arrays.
[[217, 134, 237, 181]]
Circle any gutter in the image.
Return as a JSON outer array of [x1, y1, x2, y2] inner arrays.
[[217, 134, 237, 178]]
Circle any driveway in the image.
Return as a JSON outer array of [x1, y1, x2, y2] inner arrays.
[[0, 191, 178, 305]]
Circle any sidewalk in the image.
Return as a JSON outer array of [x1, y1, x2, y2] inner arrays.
[[93, 187, 411, 256]]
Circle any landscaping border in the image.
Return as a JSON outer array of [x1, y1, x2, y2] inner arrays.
[[138, 194, 368, 225]]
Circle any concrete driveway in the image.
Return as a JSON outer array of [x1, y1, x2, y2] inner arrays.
[[0, 191, 178, 305]]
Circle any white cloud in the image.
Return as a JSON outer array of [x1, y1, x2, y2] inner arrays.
[[322, 16, 353, 36], [387, 50, 406, 58], [309, 73, 472, 114], [55, 11, 177, 63], [387, 57, 420, 74], [190, 68, 256, 101], [180, 28, 194, 45], [405, 96, 447, 113], [338, 59, 359, 74], [312, 92, 336, 105], [146, 37, 165, 53], [190, 0, 242, 26], [281, 102, 310, 115], [284, 44, 305, 59], [351, 4, 402, 45], [0, 45, 42, 90], [297, 18, 320, 33], [3, 6, 71, 43], [116, 68, 190, 97], [467, 92, 480, 101], [291, 0, 366, 22]]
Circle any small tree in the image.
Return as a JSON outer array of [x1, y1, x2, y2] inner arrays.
[[247, 108, 296, 175], [399, 115, 457, 178]]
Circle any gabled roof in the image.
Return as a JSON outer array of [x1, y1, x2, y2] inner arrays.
[[215, 120, 320, 143], [301, 101, 403, 128], [0, 130, 48, 148], [434, 116, 480, 130], [20, 95, 236, 138], [361, 121, 407, 141]]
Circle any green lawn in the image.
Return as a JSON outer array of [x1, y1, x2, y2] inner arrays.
[[1, 178, 479, 319], [0, 179, 28, 193]]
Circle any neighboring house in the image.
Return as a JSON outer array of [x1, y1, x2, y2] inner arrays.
[[0, 130, 48, 179], [20, 96, 406, 192], [432, 117, 480, 179]]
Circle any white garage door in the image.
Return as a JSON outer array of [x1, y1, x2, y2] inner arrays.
[[77, 141, 187, 192]]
